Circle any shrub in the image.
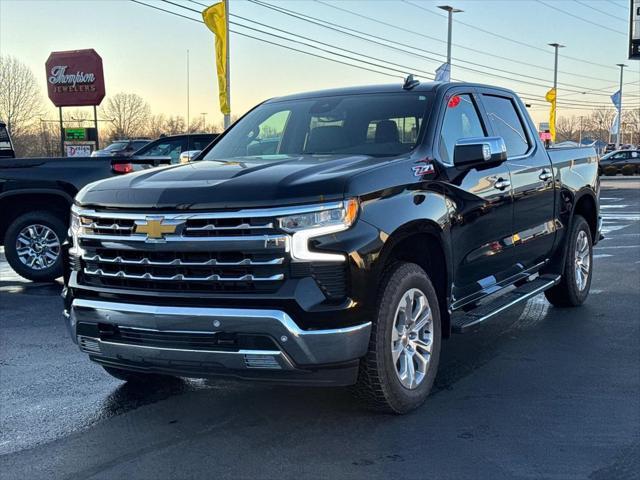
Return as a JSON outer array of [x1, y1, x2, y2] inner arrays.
[[621, 164, 637, 176], [604, 166, 618, 176]]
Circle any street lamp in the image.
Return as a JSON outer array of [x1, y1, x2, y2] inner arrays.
[[438, 5, 463, 75]]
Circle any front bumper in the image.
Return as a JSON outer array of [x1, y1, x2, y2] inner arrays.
[[66, 299, 371, 386]]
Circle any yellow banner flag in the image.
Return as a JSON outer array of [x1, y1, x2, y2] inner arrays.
[[545, 88, 557, 142], [203, 2, 230, 116]]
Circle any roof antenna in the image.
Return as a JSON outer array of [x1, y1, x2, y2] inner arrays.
[[403, 74, 420, 90]]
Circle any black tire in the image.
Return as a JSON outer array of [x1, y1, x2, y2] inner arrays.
[[3, 210, 66, 282], [545, 215, 593, 307], [353, 262, 441, 414], [102, 366, 176, 383]]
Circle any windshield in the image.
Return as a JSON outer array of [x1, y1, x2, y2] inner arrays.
[[203, 93, 432, 161], [104, 142, 127, 151]]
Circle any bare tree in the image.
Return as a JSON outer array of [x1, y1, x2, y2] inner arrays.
[[100, 92, 150, 140], [586, 108, 617, 145], [0, 55, 43, 153], [555, 116, 579, 142]]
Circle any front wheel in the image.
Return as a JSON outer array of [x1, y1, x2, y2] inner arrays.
[[545, 214, 593, 307], [3, 211, 66, 282], [353, 262, 441, 414]]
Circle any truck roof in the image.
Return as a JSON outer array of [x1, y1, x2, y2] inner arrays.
[[266, 81, 517, 103]]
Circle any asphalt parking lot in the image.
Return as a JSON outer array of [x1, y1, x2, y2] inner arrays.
[[1, 178, 639, 480]]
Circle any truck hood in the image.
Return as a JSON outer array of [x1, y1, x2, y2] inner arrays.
[[76, 154, 394, 209]]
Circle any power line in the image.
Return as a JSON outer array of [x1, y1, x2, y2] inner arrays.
[[250, 0, 619, 97], [535, 0, 627, 36], [401, 0, 620, 72], [130, 0, 398, 79], [132, 0, 640, 110], [317, 0, 616, 82], [573, 0, 627, 22], [163, 0, 433, 78]]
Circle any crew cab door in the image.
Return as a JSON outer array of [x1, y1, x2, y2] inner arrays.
[[479, 91, 556, 268], [435, 90, 515, 305]]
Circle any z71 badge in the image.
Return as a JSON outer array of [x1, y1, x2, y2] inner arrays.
[[412, 163, 435, 177]]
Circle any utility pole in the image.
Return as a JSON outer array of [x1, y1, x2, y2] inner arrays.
[[187, 49, 190, 134], [548, 43, 564, 142], [224, 0, 231, 129], [438, 5, 462, 76], [615, 63, 626, 149]]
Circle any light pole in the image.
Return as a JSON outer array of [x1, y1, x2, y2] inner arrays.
[[615, 63, 626, 149], [438, 5, 463, 76], [548, 43, 564, 142], [201, 112, 208, 130]]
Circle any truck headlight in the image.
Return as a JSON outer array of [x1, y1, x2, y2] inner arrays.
[[278, 199, 359, 262]]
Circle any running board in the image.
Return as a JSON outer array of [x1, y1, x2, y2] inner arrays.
[[451, 274, 561, 334]]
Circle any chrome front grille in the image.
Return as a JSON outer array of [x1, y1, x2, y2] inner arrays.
[[75, 208, 289, 294]]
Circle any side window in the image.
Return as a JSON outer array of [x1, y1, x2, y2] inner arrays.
[[247, 110, 291, 156], [482, 95, 530, 157], [439, 93, 485, 164]]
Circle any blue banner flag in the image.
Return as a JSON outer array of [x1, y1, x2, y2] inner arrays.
[[610, 90, 621, 109]]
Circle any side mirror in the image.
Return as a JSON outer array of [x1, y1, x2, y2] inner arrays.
[[454, 137, 507, 167], [179, 150, 202, 164]]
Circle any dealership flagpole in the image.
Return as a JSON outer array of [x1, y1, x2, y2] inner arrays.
[[187, 49, 190, 134], [224, 0, 230, 129], [615, 63, 626, 149]]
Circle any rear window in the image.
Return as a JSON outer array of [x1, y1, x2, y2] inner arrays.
[[203, 93, 432, 160]]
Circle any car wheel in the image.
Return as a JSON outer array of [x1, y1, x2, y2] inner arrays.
[[102, 366, 176, 384], [545, 215, 593, 307], [4, 211, 66, 282], [353, 262, 441, 414]]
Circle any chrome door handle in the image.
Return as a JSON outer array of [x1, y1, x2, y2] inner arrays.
[[539, 170, 553, 182], [494, 178, 511, 190]]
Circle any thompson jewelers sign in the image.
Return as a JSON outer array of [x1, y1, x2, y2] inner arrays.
[[45, 49, 105, 107]]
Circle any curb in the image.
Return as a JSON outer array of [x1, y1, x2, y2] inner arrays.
[[600, 176, 640, 181]]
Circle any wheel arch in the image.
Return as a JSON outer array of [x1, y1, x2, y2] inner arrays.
[[572, 190, 598, 242], [375, 220, 452, 338], [0, 189, 74, 244]]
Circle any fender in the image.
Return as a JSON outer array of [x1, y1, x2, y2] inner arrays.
[[359, 184, 454, 303], [0, 188, 75, 205], [546, 186, 598, 275]]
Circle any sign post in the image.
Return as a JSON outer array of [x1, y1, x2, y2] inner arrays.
[[45, 49, 105, 156]]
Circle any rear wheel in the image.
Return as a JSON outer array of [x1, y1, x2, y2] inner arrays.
[[4, 211, 66, 282], [545, 215, 593, 307], [353, 262, 441, 414], [102, 366, 176, 384]]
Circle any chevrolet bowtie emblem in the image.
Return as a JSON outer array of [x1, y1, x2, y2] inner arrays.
[[134, 217, 183, 241]]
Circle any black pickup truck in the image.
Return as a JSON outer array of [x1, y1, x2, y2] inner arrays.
[[0, 133, 218, 282], [64, 81, 601, 413]]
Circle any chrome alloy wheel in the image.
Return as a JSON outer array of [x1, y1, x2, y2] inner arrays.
[[574, 230, 591, 292], [15, 224, 61, 270], [391, 288, 434, 389]]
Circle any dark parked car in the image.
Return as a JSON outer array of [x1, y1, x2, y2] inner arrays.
[[65, 81, 600, 413], [0, 122, 15, 158], [599, 149, 640, 175], [91, 139, 151, 157]]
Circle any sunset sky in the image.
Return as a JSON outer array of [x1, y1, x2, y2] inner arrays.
[[1, 0, 638, 127]]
